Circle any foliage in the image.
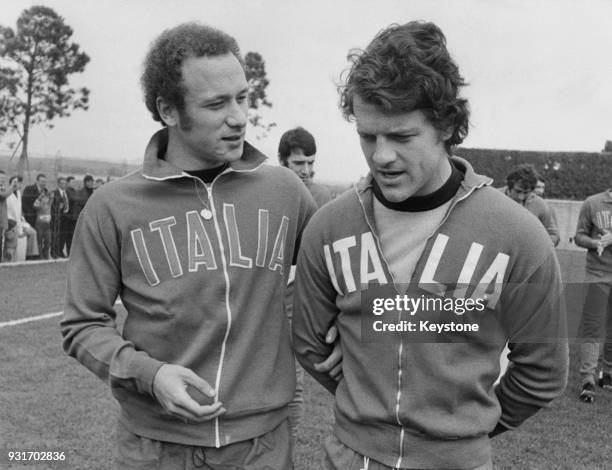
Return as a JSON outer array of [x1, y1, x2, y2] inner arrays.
[[244, 51, 275, 138], [0, 5, 90, 174], [604, 140, 612, 152], [456, 147, 612, 200]]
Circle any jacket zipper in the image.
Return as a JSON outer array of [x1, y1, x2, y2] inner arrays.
[[354, 177, 488, 468]]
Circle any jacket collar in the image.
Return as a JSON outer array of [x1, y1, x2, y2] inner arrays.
[[354, 156, 492, 226], [141, 129, 267, 180], [355, 155, 492, 200]]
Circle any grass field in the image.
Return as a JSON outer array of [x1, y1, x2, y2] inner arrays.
[[0, 251, 611, 469]]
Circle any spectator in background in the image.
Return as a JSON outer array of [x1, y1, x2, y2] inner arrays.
[[0, 170, 18, 261], [574, 189, 612, 402], [501, 164, 560, 246], [22, 173, 47, 228], [33, 185, 54, 260], [63, 176, 78, 256], [51, 176, 70, 259], [70, 174, 95, 223], [3, 218, 20, 262], [6, 175, 39, 261], [278, 126, 333, 208], [534, 178, 546, 197], [94, 178, 105, 190]]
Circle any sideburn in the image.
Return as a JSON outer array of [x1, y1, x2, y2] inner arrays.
[[177, 107, 193, 132]]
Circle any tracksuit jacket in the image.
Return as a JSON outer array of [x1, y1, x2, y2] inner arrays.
[[293, 157, 568, 469], [61, 130, 316, 447], [575, 189, 612, 276], [499, 186, 560, 247]]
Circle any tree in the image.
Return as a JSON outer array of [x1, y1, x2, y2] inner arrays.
[[244, 51, 275, 139], [0, 6, 90, 176], [603, 140, 612, 153]]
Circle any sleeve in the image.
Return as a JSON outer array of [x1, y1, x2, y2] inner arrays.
[[292, 183, 317, 264], [540, 203, 560, 247], [292, 216, 340, 393], [494, 250, 569, 431], [574, 199, 597, 250], [60, 193, 164, 397]]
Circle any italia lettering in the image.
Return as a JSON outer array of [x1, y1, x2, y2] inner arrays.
[[324, 233, 388, 294], [324, 232, 509, 308], [131, 207, 289, 285]]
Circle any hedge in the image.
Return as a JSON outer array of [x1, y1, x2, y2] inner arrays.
[[455, 148, 612, 200]]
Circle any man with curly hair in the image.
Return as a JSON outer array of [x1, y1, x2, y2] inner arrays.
[[501, 164, 560, 246], [292, 21, 568, 469], [61, 22, 339, 469]]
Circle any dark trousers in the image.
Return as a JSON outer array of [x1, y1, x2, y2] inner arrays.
[[59, 216, 75, 257]]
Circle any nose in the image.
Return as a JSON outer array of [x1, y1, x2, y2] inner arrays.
[[226, 99, 247, 128], [371, 138, 396, 167]]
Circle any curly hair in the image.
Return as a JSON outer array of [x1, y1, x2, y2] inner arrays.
[[339, 21, 469, 153], [141, 23, 243, 125], [506, 164, 538, 191], [278, 127, 317, 165]]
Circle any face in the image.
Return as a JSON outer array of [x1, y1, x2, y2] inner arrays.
[[353, 96, 452, 202], [508, 181, 532, 204], [286, 149, 316, 183], [160, 53, 249, 169], [37, 177, 47, 189], [85, 180, 95, 190], [534, 181, 545, 197], [58, 179, 66, 190]]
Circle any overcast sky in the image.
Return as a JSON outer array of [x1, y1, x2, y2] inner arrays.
[[2, 0, 612, 183]]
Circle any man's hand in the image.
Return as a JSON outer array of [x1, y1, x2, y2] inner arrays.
[[600, 232, 612, 247], [152, 364, 226, 423], [314, 324, 343, 381]]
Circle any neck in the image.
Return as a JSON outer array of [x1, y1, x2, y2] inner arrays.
[[164, 129, 218, 171], [422, 157, 453, 195]]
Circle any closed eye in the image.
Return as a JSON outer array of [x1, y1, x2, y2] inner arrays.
[[358, 133, 376, 142]]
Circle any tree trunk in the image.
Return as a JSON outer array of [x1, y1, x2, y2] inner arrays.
[[17, 123, 29, 179]]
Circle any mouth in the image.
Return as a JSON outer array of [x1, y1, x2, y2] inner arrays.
[[376, 169, 405, 183], [222, 133, 244, 143]]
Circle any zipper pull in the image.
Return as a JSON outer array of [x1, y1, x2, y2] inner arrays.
[[200, 184, 213, 220]]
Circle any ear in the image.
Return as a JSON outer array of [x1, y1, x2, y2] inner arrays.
[[439, 126, 453, 142], [156, 97, 178, 127]]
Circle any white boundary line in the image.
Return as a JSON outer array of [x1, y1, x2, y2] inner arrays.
[[0, 300, 123, 329], [0, 258, 69, 268], [0, 311, 63, 328]]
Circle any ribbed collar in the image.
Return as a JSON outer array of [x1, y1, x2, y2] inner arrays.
[[372, 162, 464, 212]]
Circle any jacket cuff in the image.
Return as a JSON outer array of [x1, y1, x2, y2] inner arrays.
[[132, 354, 166, 397]]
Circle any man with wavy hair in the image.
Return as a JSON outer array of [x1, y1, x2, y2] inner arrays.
[[501, 164, 560, 246], [61, 22, 339, 469], [293, 21, 568, 469]]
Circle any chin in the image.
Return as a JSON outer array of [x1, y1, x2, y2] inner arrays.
[[379, 186, 414, 203], [224, 145, 244, 162]]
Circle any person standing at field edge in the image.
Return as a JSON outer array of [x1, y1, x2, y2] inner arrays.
[[574, 190, 612, 402], [292, 21, 568, 469], [279, 126, 334, 208], [500, 164, 560, 247], [61, 22, 339, 469], [277, 126, 338, 447]]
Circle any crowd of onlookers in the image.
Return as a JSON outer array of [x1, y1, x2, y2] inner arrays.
[[0, 171, 106, 263]]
